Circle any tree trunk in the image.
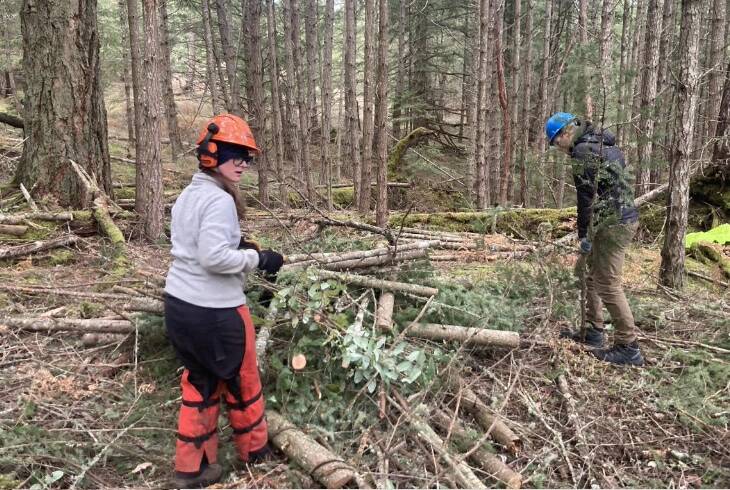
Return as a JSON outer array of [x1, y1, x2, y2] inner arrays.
[[707, 0, 727, 139], [244, 0, 268, 206], [629, 0, 648, 165], [496, 3, 512, 205], [636, 0, 665, 196], [464, 5, 479, 200], [321, 0, 335, 210], [266, 0, 288, 209], [392, 0, 407, 140], [282, 0, 303, 183], [711, 60, 730, 164], [653, 0, 676, 186], [578, 0, 593, 119], [201, 0, 220, 113], [290, 0, 314, 200], [597, 0, 613, 120], [158, 0, 183, 164], [184, 31, 196, 92], [359, 0, 375, 213], [126, 0, 143, 169], [305, 0, 319, 145], [118, 0, 135, 159], [207, 0, 231, 110], [507, 0, 521, 202], [374, 0, 389, 227], [344, 0, 361, 204], [17, 0, 111, 207], [616, 0, 631, 144], [535, 0, 553, 208], [519, 0, 533, 206], [138, 0, 165, 240], [660, 0, 702, 289], [214, 0, 240, 114], [474, 0, 491, 210]]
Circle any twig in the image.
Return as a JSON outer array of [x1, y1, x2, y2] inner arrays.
[[19, 183, 39, 211]]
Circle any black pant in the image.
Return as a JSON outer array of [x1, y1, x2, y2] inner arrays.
[[164, 294, 245, 401]]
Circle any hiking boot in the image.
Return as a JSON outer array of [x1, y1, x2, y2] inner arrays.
[[170, 463, 223, 489], [591, 342, 644, 366], [559, 325, 605, 349]]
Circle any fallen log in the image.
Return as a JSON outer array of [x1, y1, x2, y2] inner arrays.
[[0, 224, 27, 236], [0, 285, 163, 313], [2, 316, 134, 334], [0, 111, 24, 129], [316, 182, 412, 189], [81, 332, 129, 346], [448, 377, 521, 455], [0, 211, 75, 225], [689, 241, 730, 278], [323, 248, 427, 271], [375, 292, 395, 330], [315, 270, 438, 297], [71, 160, 128, 275], [0, 234, 80, 260], [267, 410, 356, 489], [432, 410, 522, 489], [407, 405, 487, 489], [311, 216, 395, 243], [285, 240, 437, 266], [406, 323, 520, 349]]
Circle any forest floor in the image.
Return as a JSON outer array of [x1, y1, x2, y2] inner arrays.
[[0, 194, 728, 489], [1, 94, 729, 489]]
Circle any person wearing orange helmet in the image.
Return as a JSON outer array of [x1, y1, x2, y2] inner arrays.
[[164, 114, 283, 488]]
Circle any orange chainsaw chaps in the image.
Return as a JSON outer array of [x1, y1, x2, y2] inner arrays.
[[174, 370, 223, 474]]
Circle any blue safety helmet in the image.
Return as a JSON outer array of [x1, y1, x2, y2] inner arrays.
[[545, 112, 577, 145]]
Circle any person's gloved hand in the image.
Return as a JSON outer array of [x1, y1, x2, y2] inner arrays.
[[579, 237, 592, 255], [239, 238, 261, 252], [257, 250, 284, 276]]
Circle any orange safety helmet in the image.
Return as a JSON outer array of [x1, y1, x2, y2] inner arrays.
[[196, 114, 260, 168]]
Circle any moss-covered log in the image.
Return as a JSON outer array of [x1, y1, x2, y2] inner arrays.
[[689, 241, 730, 278], [387, 127, 434, 180], [389, 208, 576, 239]]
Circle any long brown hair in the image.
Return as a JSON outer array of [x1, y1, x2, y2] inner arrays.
[[201, 168, 246, 219]]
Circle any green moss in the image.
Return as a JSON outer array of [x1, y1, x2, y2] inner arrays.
[[49, 249, 74, 266], [114, 186, 136, 199], [685, 224, 730, 248], [332, 187, 354, 207], [79, 301, 105, 319]]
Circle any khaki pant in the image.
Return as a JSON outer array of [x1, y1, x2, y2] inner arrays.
[[575, 222, 639, 344]]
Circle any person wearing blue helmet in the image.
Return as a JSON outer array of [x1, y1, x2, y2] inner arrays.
[[545, 112, 642, 366]]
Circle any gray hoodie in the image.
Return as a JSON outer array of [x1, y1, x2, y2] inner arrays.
[[164, 172, 259, 308]]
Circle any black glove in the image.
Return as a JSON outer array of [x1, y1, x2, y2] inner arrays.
[[239, 238, 261, 252], [257, 250, 284, 276]]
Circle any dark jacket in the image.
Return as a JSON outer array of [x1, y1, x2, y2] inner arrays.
[[570, 125, 639, 239]]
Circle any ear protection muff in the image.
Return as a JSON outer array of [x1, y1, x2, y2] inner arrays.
[[197, 122, 220, 168]]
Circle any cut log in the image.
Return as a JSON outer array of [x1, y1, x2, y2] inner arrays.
[[375, 292, 395, 330], [267, 410, 356, 489], [432, 410, 522, 489], [406, 323, 520, 349], [0, 285, 163, 313], [315, 270, 438, 297], [0, 235, 80, 260], [311, 216, 395, 243], [0, 224, 28, 236], [81, 332, 129, 346], [315, 182, 412, 189], [0, 211, 75, 225], [448, 377, 521, 455], [2, 316, 134, 334], [406, 405, 487, 489]]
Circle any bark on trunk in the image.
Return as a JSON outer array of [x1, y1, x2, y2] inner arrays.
[[392, 0, 407, 140], [519, 0, 533, 206], [707, 0, 727, 139], [344, 0, 361, 204], [201, 0, 220, 113], [158, 0, 183, 163], [359, 0, 375, 213], [616, 0, 631, 144], [535, 0, 553, 208], [636, 0, 665, 196], [17, 0, 111, 207], [660, 0, 702, 289], [137, 0, 165, 240], [245, 0, 269, 205], [290, 0, 314, 200], [214, 0, 241, 114], [474, 0, 492, 209], [118, 0, 135, 159], [712, 60, 730, 164], [266, 0, 288, 209], [126, 0, 144, 165], [405, 323, 520, 349], [496, 4, 512, 205], [374, 0, 389, 227], [321, 0, 335, 209]]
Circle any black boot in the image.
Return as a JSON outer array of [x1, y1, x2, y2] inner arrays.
[[559, 324, 605, 349], [170, 464, 223, 489], [591, 341, 644, 366]]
